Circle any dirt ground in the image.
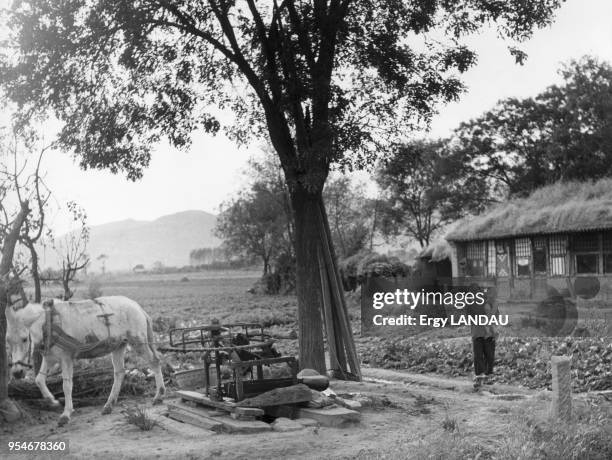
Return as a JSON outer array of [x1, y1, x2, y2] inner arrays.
[[5, 273, 610, 459], [0, 367, 587, 460]]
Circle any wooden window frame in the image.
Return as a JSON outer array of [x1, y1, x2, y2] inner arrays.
[[487, 240, 496, 277], [572, 233, 600, 275], [549, 234, 568, 277], [466, 241, 486, 277], [514, 237, 532, 278], [532, 236, 547, 275]]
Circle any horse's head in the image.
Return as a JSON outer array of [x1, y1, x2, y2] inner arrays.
[[6, 302, 44, 380]]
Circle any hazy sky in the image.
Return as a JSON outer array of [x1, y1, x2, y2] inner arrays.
[[34, 0, 612, 232]]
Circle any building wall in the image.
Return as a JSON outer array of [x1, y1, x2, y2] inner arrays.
[[450, 230, 612, 303]]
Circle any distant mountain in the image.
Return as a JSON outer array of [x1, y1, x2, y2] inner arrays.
[[41, 210, 220, 272]]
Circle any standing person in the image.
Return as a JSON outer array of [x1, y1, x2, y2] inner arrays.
[[471, 286, 499, 390]]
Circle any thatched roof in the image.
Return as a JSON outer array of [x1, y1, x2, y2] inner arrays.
[[339, 251, 411, 291], [419, 239, 452, 262], [446, 179, 612, 242]]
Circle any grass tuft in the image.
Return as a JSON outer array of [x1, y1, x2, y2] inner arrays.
[[123, 406, 157, 431]]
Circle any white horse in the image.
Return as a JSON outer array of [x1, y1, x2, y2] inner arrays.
[[6, 296, 165, 426]]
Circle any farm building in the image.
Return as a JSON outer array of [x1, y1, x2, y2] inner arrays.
[[444, 179, 612, 302]]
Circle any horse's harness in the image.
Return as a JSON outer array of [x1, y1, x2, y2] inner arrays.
[[39, 298, 120, 359]]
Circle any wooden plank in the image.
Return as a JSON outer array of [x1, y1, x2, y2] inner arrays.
[[318, 203, 362, 379], [157, 414, 216, 438], [176, 390, 236, 411], [297, 406, 361, 427], [234, 407, 264, 417], [167, 402, 224, 431], [237, 383, 312, 408], [318, 247, 340, 370], [167, 401, 271, 433]]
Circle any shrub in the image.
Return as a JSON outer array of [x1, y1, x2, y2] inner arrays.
[[123, 406, 157, 431]]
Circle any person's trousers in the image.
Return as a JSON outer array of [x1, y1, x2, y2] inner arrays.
[[472, 337, 495, 375]]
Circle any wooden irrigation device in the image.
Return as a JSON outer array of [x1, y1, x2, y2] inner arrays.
[[159, 322, 328, 406]]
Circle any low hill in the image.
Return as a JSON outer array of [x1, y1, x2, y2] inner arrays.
[[40, 210, 220, 272]]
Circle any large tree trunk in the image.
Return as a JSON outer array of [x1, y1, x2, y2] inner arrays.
[[0, 285, 9, 402], [290, 184, 326, 374], [0, 201, 29, 416]]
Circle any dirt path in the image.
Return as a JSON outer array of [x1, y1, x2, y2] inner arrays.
[[0, 370, 560, 459]]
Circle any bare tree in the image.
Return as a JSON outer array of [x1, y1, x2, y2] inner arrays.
[[16, 141, 53, 303], [0, 129, 40, 420], [42, 201, 90, 300], [97, 254, 108, 275]]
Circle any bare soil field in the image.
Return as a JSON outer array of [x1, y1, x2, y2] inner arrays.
[[3, 271, 611, 459]]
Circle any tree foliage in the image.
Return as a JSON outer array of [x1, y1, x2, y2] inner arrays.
[[323, 176, 375, 258], [454, 56, 612, 196], [376, 139, 489, 247], [1, 1, 562, 182], [0, 0, 564, 372], [216, 181, 289, 276]]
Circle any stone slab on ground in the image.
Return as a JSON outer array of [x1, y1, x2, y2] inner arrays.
[[271, 417, 305, 432], [213, 415, 271, 434], [297, 406, 361, 427], [296, 418, 320, 428]]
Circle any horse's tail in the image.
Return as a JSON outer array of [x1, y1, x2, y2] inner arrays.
[[145, 314, 161, 363]]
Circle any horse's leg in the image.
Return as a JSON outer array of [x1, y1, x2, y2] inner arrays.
[[102, 345, 127, 415], [58, 356, 74, 426], [150, 355, 166, 405], [134, 341, 165, 405], [35, 356, 61, 409]]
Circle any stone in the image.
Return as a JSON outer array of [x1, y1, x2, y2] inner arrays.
[[271, 417, 304, 432], [336, 398, 362, 410], [238, 383, 312, 408], [0, 399, 21, 423], [297, 406, 361, 427], [309, 390, 334, 408], [551, 355, 572, 422], [296, 418, 320, 428], [297, 368, 320, 378]]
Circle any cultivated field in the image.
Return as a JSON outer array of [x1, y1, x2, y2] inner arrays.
[[3, 270, 611, 459], [39, 270, 612, 391]]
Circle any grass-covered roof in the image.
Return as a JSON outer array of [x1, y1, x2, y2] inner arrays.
[[445, 179, 612, 242], [419, 239, 452, 262]]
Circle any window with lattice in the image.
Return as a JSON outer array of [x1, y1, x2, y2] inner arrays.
[[533, 237, 547, 274], [549, 235, 567, 275], [573, 233, 599, 274], [487, 240, 496, 277], [515, 237, 532, 276], [495, 240, 509, 277], [466, 241, 485, 276]]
